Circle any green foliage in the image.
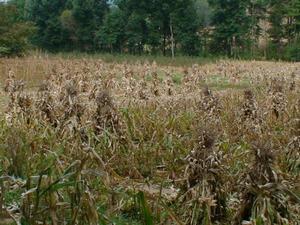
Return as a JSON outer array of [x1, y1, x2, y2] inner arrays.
[[0, 3, 35, 57], [23, 0, 107, 51], [284, 39, 300, 61], [97, 7, 126, 53], [125, 11, 148, 54], [0, 47, 11, 56], [2, 0, 300, 59], [267, 0, 287, 45], [265, 0, 300, 60], [171, 0, 201, 56], [208, 0, 253, 56], [59, 9, 79, 49], [195, 0, 212, 26], [26, 0, 68, 51], [172, 73, 183, 85], [71, 0, 108, 51], [100, 0, 201, 55], [135, 192, 154, 225], [286, 0, 300, 42]]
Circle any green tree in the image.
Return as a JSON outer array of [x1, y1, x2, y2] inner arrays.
[[148, 0, 173, 55], [71, 0, 108, 51], [283, 0, 300, 61], [171, 0, 201, 56], [0, 3, 35, 56], [125, 12, 148, 54], [208, 0, 252, 56], [195, 0, 212, 27], [286, 0, 300, 41], [60, 9, 77, 44], [116, 0, 149, 54], [26, 0, 68, 51], [11, 0, 27, 20], [248, 0, 268, 43], [97, 6, 126, 52], [268, 0, 287, 46], [112, 0, 201, 55]]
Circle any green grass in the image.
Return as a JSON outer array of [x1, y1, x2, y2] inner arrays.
[[172, 73, 183, 85], [204, 75, 252, 90], [33, 51, 222, 67], [4, 189, 22, 205]]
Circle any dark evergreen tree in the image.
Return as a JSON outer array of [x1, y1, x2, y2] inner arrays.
[[111, 0, 201, 55], [208, 0, 252, 56], [149, 0, 173, 55], [26, 0, 68, 51], [97, 6, 126, 52], [287, 0, 300, 41], [3, 0, 300, 59], [248, 0, 268, 43], [71, 0, 108, 51], [11, 0, 27, 20], [171, 0, 201, 55], [268, 0, 287, 46]]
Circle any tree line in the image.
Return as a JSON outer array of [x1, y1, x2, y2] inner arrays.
[[0, 0, 300, 60]]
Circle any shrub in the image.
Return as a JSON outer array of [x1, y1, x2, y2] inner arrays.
[[0, 46, 10, 57]]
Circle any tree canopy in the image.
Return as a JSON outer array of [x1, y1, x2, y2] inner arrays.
[[0, 2, 35, 56], [0, 0, 300, 60]]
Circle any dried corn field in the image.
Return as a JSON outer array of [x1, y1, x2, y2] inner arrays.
[[0, 57, 299, 225]]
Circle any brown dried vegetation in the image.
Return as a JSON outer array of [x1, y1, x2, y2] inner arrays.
[[0, 57, 299, 224]]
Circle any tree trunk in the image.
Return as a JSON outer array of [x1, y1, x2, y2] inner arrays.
[[170, 21, 175, 59], [163, 34, 166, 56]]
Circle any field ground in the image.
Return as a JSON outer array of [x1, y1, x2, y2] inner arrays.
[[0, 56, 298, 101], [0, 56, 299, 224]]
